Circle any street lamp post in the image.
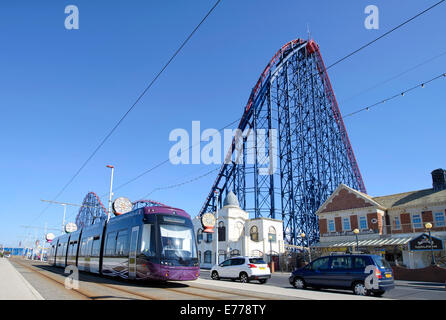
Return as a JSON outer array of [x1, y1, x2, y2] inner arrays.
[[425, 223, 436, 266], [214, 190, 219, 265], [106, 165, 114, 222], [61, 204, 67, 234], [268, 235, 273, 269], [353, 229, 360, 252]]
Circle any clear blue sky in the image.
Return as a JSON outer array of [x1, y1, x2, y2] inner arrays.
[[1, 0, 445, 247]]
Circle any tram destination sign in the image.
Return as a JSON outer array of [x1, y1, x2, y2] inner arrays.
[[409, 233, 444, 251]]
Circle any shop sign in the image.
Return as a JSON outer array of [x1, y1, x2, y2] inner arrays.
[[409, 233, 443, 251]]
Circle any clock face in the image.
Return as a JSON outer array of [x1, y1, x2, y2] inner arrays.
[[201, 213, 216, 228], [113, 197, 133, 215]]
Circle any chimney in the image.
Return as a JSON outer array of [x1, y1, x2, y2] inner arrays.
[[431, 169, 446, 191]]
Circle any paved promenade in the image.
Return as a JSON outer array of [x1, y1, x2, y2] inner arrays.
[[0, 258, 44, 300]]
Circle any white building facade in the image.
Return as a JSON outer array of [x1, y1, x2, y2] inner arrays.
[[193, 192, 285, 269]]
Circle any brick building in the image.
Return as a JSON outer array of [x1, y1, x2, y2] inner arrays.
[[314, 169, 446, 269]]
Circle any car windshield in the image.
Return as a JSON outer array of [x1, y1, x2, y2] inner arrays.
[[160, 224, 198, 266], [373, 256, 392, 269], [249, 258, 266, 264]]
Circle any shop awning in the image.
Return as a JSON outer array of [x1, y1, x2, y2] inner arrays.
[[314, 237, 412, 248]]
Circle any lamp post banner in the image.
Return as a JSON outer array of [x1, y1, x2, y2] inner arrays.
[[409, 233, 443, 251]]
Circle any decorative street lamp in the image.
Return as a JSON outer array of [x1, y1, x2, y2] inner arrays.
[[214, 190, 220, 265], [353, 229, 360, 252], [268, 234, 273, 269], [106, 165, 114, 222], [425, 223, 436, 266]]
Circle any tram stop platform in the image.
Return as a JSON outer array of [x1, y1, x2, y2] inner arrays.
[[0, 258, 44, 300]]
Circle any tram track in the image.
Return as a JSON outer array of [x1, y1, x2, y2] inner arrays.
[[12, 258, 277, 300], [12, 259, 157, 300]]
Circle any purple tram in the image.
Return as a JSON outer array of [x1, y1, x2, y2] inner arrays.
[[48, 205, 200, 281]]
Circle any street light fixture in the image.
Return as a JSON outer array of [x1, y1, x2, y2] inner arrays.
[[268, 234, 273, 269], [425, 223, 436, 266], [353, 229, 360, 252], [106, 165, 114, 222]]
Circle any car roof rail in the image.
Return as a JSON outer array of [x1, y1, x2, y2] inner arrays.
[[329, 252, 347, 256]]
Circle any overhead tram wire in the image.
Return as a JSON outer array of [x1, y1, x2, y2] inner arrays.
[[34, 0, 222, 222], [139, 72, 446, 203], [64, 116, 241, 221], [107, 116, 242, 195], [343, 72, 446, 118], [64, 72, 446, 221], [326, 0, 446, 71], [341, 48, 446, 103], [51, 1, 446, 222], [139, 167, 221, 199]]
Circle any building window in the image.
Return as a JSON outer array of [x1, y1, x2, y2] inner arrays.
[[412, 214, 422, 229], [435, 212, 445, 227], [328, 220, 335, 233], [205, 232, 213, 243], [250, 226, 259, 242], [343, 217, 351, 231], [198, 250, 201, 262], [393, 216, 401, 230], [218, 221, 226, 242], [204, 250, 212, 264], [197, 229, 203, 244], [268, 226, 276, 242], [359, 216, 368, 230]]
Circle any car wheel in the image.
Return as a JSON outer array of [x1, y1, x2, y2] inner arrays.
[[211, 271, 220, 280], [259, 279, 268, 284], [293, 277, 306, 289], [239, 272, 249, 283], [352, 282, 369, 296]]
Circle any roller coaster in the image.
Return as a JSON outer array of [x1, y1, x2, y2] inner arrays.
[[198, 39, 366, 246]]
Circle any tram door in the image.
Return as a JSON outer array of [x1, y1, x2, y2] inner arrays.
[[129, 226, 139, 279]]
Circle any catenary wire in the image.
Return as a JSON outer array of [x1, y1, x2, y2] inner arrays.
[[35, 0, 222, 222], [326, 0, 445, 70], [51, 1, 446, 221], [343, 72, 446, 118]]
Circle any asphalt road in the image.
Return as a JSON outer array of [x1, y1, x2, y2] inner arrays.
[[199, 269, 446, 300]]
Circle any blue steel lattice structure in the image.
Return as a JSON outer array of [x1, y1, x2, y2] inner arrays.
[[75, 192, 108, 229], [199, 39, 366, 246], [75, 196, 168, 228]]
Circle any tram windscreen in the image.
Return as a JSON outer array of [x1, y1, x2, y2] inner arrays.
[[159, 224, 198, 266]]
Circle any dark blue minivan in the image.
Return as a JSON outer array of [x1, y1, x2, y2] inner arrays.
[[289, 254, 394, 297]]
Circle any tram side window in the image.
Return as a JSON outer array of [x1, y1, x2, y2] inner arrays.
[[141, 224, 155, 257], [116, 231, 129, 256], [57, 243, 62, 256], [79, 240, 87, 256], [68, 242, 73, 257], [86, 237, 93, 257], [91, 237, 101, 257], [105, 232, 117, 256]]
